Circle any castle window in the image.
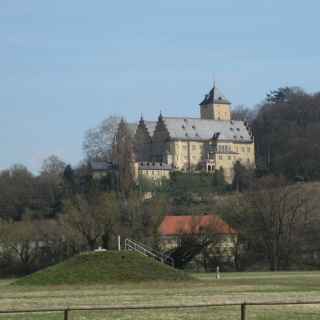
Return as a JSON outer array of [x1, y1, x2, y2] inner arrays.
[[185, 133, 189, 137], [219, 155, 223, 160], [230, 128, 234, 131], [192, 125, 196, 129], [240, 136, 244, 140], [247, 147, 250, 152], [182, 125, 185, 129], [236, 128, 240, 131], [192, 145, 196, 150], [233, 135, 237, 139]]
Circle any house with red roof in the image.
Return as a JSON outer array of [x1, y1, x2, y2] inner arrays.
[[159, 214, 238, 269]]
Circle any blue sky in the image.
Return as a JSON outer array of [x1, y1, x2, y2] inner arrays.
[[1, 0, 319, 172]]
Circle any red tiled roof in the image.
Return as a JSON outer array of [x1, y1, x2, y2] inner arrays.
[[159, 214, 238, 236]]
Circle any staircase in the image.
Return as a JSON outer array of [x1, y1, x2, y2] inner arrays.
[[124, 239, 175, 267]]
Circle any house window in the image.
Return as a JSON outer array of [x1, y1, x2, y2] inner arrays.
[[247, 147, 250, 152]]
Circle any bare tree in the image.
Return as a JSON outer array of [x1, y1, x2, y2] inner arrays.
[[243, 176, 313, 270], [231, 105, 256, 121], [0, 218, 42, 272], [118, 192, 167, 245], [83, 116, 120, 161], [41, 155, 66, 177], [62, 192, 120, 250]]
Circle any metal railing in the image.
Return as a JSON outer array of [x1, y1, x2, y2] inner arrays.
[[124, 238, 175, 267], [1, 301, 320, 320]]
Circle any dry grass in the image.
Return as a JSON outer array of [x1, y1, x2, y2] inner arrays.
[[1, 271, 320, 319]]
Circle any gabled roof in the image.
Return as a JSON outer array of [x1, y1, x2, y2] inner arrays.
[[159, 214, 238, 236], [200, 86, 231, 105], [144, 121, 157, 136], [130, 121, 157, 137], [162, 117, 252, 142]]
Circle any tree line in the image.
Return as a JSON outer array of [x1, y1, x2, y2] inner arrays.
[[1, 86, 320, 274], [0, 154, 166, 276]]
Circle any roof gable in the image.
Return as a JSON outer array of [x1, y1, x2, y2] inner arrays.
[[159, 214, 238, 236]]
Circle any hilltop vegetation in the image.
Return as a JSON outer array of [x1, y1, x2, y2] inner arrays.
[[1, 86, 320, 276]]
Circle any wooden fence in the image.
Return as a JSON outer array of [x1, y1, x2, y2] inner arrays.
[[1, 300, 320, 320]]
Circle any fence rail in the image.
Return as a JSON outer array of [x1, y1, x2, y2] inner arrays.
[[1, 300, 320, 319]]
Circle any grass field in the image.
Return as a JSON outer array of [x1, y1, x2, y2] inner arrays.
[[1, 271, 320, 319]]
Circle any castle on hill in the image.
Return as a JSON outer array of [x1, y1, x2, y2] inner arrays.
[[130, 83, 255, 183]]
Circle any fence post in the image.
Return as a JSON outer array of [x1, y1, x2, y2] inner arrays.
[[64, 309, 69, 320], [241, 303, 246, 320]]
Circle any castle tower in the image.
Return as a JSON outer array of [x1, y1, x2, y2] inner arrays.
[[199, 84, 231, 121]]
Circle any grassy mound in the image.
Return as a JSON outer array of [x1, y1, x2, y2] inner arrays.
[[14, 251, 192, 286]]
